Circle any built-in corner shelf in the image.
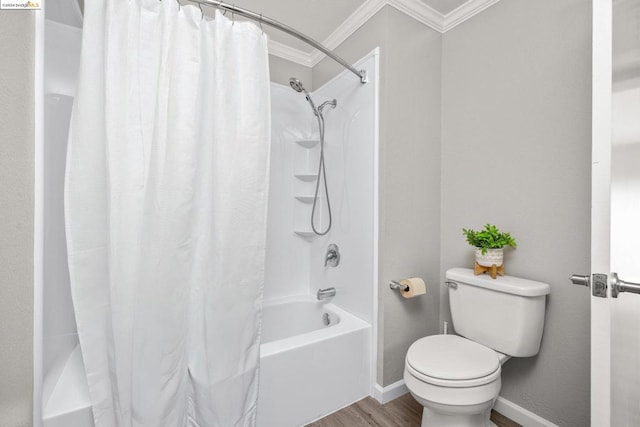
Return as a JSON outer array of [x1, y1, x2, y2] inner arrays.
[[295, 173, 318, 182], [293, 138, 320, 240], [295, 195, 317, 204], [295, 139, 319, 149], [294, 230, 316, 239]]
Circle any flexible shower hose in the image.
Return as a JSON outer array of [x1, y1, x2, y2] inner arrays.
[[311, 111, 332, 235]]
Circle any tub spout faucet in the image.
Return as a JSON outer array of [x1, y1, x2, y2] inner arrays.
[[325, 243, 340, 267], [317, 287, 336, 300]]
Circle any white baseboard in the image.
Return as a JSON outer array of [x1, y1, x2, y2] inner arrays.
[[372, 379, 409, 404], [493, 396, 559, 427], [372, 380, 558, 427]]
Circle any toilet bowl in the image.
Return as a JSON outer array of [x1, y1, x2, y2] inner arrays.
[[404, 334, 505, 427], [405, 268, 551, 427]]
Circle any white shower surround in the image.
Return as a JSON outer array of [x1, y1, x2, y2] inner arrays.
[[262, 50, 379, 426], [266, 52, 378, 324], [41, 19, 86, 427]]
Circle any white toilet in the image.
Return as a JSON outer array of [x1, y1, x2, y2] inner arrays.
[[404, 267, 550, 427]]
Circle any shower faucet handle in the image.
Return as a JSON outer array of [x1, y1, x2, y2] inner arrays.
[[325, 244, 340, 267]]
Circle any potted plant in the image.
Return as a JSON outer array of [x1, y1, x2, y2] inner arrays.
[[462, 224, 516, 268]]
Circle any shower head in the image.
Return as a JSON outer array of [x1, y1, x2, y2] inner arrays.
[[289, 77, 305, 93], [289, 76, 319, 116]]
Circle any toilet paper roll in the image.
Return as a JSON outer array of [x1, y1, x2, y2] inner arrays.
[[400, 277, 427, 299]]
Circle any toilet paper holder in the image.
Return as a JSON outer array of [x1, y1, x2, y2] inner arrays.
[[389, 280, 410, 292]]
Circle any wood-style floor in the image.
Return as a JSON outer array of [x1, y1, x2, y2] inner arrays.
[[306, 394, 522, 427]]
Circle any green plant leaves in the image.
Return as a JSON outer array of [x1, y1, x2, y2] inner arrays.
[[462, 223, 517, 254]]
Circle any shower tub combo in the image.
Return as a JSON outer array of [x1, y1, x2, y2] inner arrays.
[[42, 63, 379, 426], [40, 5, 378, 422]]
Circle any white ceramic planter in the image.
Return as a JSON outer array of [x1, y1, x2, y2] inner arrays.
[[475, 248, 504, 267]]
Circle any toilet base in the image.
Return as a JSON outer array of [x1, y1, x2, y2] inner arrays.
[[421, 406, 495, 427]]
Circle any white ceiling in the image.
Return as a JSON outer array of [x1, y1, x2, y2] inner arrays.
[[228, 0, 475, 53], [421, 0, 470, 14], [227, 0, 366, 53]]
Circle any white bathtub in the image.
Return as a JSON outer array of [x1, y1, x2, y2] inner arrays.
[[257, 295, 371, 427], [41, 294, 371, 427]]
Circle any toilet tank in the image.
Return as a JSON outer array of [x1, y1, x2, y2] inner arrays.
[[446, 268, 551, 357]]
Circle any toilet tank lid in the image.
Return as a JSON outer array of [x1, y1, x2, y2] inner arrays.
[[446, 268, 551, 297]]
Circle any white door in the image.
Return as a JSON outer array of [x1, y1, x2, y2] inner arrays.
[[591, 0, 640, 425]]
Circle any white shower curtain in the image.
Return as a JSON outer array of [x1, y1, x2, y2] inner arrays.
[[65, 1, 270, 425]]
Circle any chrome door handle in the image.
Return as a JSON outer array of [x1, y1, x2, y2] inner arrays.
[[611, 273, 640, 298]]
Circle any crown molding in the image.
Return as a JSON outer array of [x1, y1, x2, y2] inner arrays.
[[268, 39, 313, 67], [267, 0, 501, 69], [309, 0, 388, 66], [387, 0, 444, 32], [442, 0, 501, 32], [309, 0, 445, 66]]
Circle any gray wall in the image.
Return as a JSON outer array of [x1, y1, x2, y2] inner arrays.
[[440, 1, 592, 425], [268, 54, 312, 88], [0, 11, 36, 427], [313, 0, 592, 422], [314, 6, 442, 387]]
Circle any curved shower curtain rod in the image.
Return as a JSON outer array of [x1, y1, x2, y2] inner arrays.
[[189, 0, 368, 84]]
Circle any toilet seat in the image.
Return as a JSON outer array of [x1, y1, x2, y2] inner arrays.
[[406, 335, 501, 388]]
